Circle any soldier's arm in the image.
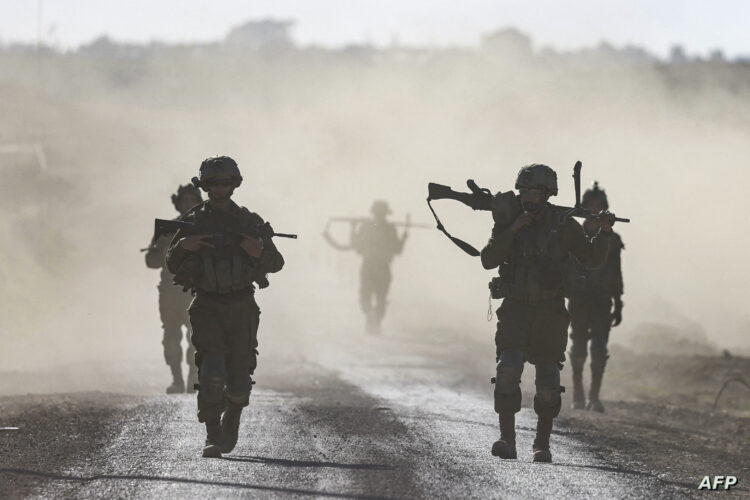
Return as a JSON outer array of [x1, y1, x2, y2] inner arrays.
[[257, 236, 284, 274], [145, 235, 170, 269], [565, 218, 610, 270], [166, 229, 191, 274], [480, 223, 514, 270], [610, 233, 624, 296]]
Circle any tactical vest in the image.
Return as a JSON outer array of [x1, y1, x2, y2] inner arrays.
[[567, 232, 622, 298], [498, 206, 567, 301], [192, 206, 259, 294]]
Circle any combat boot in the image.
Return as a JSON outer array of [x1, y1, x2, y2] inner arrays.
[[570, 361, 586, 410], [186, 365, 198, 394], [221, 404, 243, 453], [202, 419, 222, 458], [532, 414, 553, 463], [587, 369, 605, 413], [166, 364, 185, 394], [491, 412, 517, 459]]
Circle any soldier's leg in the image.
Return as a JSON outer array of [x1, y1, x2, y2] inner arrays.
[[567, 298, 591, 409], [359, 268, 375, 332], [529, 299, 569, 463], [492, 348, 524, 459], [587, 298, 612, 412], [532, 362, 562, 463], [160, 295, 186, 394], [492, 299, 528, 459], [372, 270, 391, 332], [221, 297, 260, 454], [185, 311, 198, 394], [188, 295, 227, 457]]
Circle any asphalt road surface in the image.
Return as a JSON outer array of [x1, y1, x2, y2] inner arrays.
[[0, 325, 728, 499]]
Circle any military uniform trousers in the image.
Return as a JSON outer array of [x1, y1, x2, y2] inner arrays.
[[158, 282, 195, 367], [188, 290, 260, 423], [568, 295, 611, 370], [494, 297, 569, 419], [359, 260, 391, 321]]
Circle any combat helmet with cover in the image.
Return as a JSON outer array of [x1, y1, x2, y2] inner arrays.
[[515, 163, 558, 196], [582, 181, 608, 210], [370, 199, 392, 216], [192, 155, 242, 192], [171, 183, 203, 208]]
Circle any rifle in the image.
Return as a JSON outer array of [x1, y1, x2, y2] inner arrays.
[[150, 219, 296, 289], [426, 162, 630, 256], [327, 216, 432, 229], [140, 219, 297, 252]]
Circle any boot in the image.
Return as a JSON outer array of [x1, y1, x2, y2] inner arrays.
[[202, 419, 222, 458], [587, 369, 605, 413], [491, 412, 517, 459], [532, 414, 553, 463], [186, 365, 198, 394], [221, 405, 243, 453], [166, 364, 185, 394]]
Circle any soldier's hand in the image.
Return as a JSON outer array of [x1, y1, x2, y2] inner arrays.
[[179, 234, 214, 252], [240, 233, 263, 258], [511, 212, 534, 234], [611, 297, 623, 327], [599, 211, 616, 233]]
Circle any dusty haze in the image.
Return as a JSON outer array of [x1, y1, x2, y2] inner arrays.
[[1, 27, 749, 386]]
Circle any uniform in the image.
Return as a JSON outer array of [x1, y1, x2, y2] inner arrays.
[[480, 163, 614, 463], [145, 230, 196, 391], [567, 182, 624, 412], [165, 155, 284, 458]]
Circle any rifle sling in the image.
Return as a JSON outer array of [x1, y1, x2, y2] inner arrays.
[[426, 197, 481, 257]]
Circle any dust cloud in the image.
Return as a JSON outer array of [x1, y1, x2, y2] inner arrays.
[[1, 25, 748, 385]]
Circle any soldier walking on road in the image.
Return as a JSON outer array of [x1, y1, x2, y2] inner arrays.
[[166, 156, 285, 458], [481, 164, 615, 463], [144, 184, 202, 394], [322, 200, 408, 334], [567, 182, 624, 412]]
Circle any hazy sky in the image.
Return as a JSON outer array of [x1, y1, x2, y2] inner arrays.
[[0, 0, 748, 58]]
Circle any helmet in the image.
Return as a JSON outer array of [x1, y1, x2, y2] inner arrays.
[[515, 163, 558, 196], [171, 183, 203, 208], [582, 181, 609, 210], [194, 155, 242, 191], [370, 200, 392, 216]]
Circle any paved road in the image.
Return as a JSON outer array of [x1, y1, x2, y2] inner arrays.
[[0, 328, 702, 499]]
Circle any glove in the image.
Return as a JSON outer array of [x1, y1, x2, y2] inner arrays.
[[611, 296, 623, 327]]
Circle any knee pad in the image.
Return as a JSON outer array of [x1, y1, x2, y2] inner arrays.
[[199, 353, 226, 404], [495, 349, 524, 394], [568, 340, 588, 364], [494, 349, 524, 414], [589, 338, 609, 373], [162, 342, 182, 366], [534, 363, 562, 417]]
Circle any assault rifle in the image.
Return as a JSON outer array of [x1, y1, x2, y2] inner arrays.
[[426, 161, 629, 256], [146, 219, 296, 289], [141, 219, 297, 252]]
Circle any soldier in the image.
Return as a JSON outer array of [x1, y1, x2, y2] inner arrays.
[[480, 164, 615, 463], [567, 182, 624, 412], [166, 155, 284, 458], [322, 200, 408, 334], [144, 183, 202, 394]]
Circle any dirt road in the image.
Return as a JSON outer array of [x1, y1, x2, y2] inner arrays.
[[1, 326, 747, 499]]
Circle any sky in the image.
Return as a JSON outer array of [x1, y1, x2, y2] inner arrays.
[[0, 0, 748, 58]]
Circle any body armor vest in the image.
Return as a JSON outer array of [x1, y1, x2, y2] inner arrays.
[[499, 206, 566, 301], [192, 206, 258, 294]]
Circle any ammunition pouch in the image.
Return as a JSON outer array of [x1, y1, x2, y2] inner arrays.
[[489, 277, 506, 299]]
